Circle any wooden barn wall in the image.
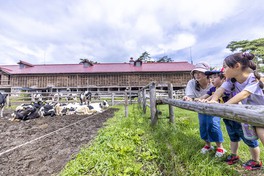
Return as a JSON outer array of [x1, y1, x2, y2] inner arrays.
[[0, 72, 10, 85], [9, 72, 191, 88]]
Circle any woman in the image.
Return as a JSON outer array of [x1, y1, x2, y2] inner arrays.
[[183, 62, 225, 157]]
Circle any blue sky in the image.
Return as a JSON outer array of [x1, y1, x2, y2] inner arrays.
[[0, 0, 264, 68]]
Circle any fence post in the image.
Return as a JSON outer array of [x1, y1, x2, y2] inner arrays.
[[142, 89, 146, 114], [168, 83, 175, 123], [111, 93, 115, 106], [6, 94, 11, 107], [149, 82, 157, 125], [124, 90, 128, 117], [137, 91, 142, 109], [31, 92, 34, 102]]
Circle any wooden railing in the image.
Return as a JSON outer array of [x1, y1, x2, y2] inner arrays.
[[139, 82, 264, 126], [2, 91, 138, 107]]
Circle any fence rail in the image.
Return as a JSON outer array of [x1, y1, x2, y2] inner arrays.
[[161, 98, 264, 126], [138, 81, 264, 126], [2, 91, 137, 107]]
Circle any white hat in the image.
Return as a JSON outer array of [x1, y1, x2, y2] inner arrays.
[[190, 62, 210, 75]]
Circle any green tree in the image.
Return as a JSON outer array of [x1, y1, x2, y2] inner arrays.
[[157, 56, 173, 62], [226, 38, 264, 71], [79, 58, 98, 64], [138, 51, 151, 62]]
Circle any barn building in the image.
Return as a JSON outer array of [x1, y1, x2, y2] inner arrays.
[[0, 59, 194, 94]]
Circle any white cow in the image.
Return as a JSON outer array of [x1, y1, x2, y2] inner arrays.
[[53, 92, 63, 102], [89, 100, 109, 113]]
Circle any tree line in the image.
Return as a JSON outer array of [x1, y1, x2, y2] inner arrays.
[[79, 37, 264, 68]]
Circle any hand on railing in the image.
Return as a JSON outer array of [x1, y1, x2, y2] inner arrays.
[[182, 96, 193, 101], [205, 100, 219, 104], [194, 98, 206, 102]]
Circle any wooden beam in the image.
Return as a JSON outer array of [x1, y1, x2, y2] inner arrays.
[[161, 98, 264, 126]]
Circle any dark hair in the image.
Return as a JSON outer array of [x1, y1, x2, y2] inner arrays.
[[194, 76, 210, 91], [195, 80, 200, 91], [224, 52, 263, 89]]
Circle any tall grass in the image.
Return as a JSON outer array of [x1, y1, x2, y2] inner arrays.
[[59, 104, 264, 176]]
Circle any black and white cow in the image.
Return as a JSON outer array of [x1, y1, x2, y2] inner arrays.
[[32, 93, 43, 101], [12, 103, 41, 121], [39, 103, 56, 117], [79, 91, 92, 105], [0, 93, 8, 117], [88, 100, 109, 113]]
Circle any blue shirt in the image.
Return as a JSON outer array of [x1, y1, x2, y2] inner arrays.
[[207, 87, 230, 103]]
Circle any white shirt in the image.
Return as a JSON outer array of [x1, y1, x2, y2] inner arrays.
[[185, 79, 213, 98]]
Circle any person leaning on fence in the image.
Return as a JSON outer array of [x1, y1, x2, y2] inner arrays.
[[183, 62, 225, 157], [209, 52, 263, 170]]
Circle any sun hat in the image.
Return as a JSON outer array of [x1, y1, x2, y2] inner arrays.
[[190, 62, 210, 75]]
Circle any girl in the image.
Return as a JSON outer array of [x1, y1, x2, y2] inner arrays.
[[183, 62, 225, 157], [210, 52, 263, 170]]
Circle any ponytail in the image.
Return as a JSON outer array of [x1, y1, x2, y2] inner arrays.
[[243, 53, 264, 89], [253, 70, 264, 89]]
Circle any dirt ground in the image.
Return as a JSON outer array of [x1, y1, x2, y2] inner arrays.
[[0, 108, 118, 176]]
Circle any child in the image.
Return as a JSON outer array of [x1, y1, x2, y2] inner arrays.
[[210, 52, 263, 170], [197, 69, 228, 157], [199, 68, 228, 103], [183, 62, 225, 157]]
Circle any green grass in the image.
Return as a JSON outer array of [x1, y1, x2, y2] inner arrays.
[[59, 104, 264, 176]]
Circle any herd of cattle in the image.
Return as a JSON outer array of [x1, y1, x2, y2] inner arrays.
[[0, 91, 109, 121]]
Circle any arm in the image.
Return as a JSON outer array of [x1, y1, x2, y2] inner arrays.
[[183, 80, 195, 101], [194, 94, 210, 102], [205, 95, 213, 101], [226, 90, 251, 104], [183, 96, 193, 101], [209, 87, 225, 103], [199, 94, 210, 100]]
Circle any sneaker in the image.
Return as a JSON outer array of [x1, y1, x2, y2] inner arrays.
[[215, 148, 227, 157], [201, 145, 214, 154], [243, 160, 262, 170], [225, 154, 240, 165]]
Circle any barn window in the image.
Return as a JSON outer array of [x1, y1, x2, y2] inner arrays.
[[134, 59, 142, 67]]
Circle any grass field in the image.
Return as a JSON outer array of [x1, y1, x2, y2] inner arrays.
[[59, 104, 264, 176]]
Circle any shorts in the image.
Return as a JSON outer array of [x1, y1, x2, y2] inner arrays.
[[223, 119, 259, 148]]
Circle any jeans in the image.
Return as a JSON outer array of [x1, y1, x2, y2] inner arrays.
[[198, 113, 223, 142]]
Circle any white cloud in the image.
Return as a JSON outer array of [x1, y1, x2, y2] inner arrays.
[[0, 0, 263, 65]]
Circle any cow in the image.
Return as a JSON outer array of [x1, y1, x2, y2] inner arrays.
[[75, 105, 97, 115], [79, 91, 92, 105], [66, 93, 78, 102], [0, 93, 8, 118], [53, 92, 63, 102], [93, 93, 100, 100], [32, 93, 43, 101], [11, 105, 40, 121], [39, 103, 56, 117], [88, 100, 109, 113], [11, 101, 44, 120]]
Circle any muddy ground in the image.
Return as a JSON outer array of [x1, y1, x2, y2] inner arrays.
[[0, 108, 118, 176]]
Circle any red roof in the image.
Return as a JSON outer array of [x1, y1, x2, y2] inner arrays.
[[0, 61, 194, 75]]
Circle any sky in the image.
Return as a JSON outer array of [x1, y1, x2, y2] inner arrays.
[[0, 0, 264, 68]]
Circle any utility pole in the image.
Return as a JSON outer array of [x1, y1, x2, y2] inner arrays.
[[190, 47, 193, 64]]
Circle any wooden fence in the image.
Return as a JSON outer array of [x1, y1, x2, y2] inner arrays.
[[2, 91, 137, 107], [138, 82, 264, 126], [138, 82, 176, 125]]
